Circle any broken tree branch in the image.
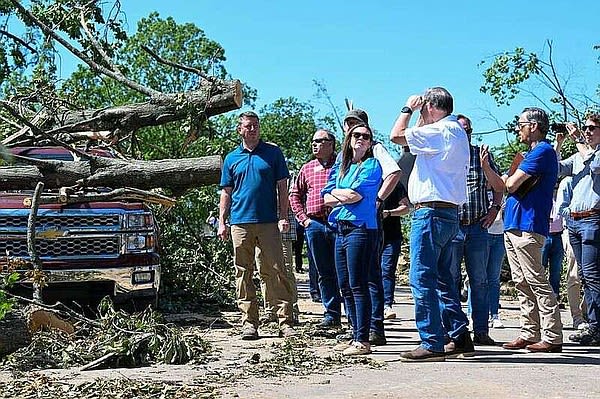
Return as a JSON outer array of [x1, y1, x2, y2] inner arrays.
[[9, 0, 161, 98], [26, 182, 45, 302]]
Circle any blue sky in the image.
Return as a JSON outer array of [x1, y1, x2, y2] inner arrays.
[[94, 1, 599, 148]]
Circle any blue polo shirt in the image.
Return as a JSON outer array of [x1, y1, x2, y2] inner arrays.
[[220, 141, 290, 225], [504, 140, 558, 236]]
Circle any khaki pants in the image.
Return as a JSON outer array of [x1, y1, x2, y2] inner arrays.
[[258, 240, 298, 315], [231, 223, 293, 329], [504, 230, 563, 344], [563, 229, 586, 322]]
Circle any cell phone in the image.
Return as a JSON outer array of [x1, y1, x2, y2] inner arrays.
[[550, 123, 567, 134]]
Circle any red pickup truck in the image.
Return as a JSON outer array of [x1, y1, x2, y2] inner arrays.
[[0, 147, 161, 309]]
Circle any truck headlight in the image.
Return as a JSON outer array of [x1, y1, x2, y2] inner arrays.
[[132, 270, 154, 284], [125, 234, 154, 251], [126, 213, 153, 229]]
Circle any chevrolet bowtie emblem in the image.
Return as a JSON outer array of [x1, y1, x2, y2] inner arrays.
[[36, 228, 66, 240]]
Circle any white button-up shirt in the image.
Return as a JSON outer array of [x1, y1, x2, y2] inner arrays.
[[405, 115, 470, 205]]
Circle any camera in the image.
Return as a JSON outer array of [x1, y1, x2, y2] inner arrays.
[[550, 122, 567, 134]]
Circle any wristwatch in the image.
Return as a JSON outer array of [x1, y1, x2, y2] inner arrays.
[[491, 204, 501, 211], [401, 106, 413, 115]]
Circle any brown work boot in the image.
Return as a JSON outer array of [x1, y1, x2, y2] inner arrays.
[[279, 326, 298, 338], [241, 324, 259, 340], [399, 346, 446, 362]]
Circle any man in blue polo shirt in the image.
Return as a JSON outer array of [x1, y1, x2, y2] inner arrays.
[[218, 111, 296, 340], [492, 107, 563, 353]]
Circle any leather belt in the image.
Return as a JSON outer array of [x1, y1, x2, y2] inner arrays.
[[570, 209, 600, 220], [414, 201, 458, 210], [308, 215, 328, 223]]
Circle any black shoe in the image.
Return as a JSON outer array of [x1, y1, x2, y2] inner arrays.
[[445, 331, 475, 358], [473, 332, 497, 346], [318, 317, 341, 329], [336, 331, 353, 342], [369, 331, 387, 346], [311, 296, 322, 303], [573, 328, 600, 346]]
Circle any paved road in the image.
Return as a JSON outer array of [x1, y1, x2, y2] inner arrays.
[[230, 282, 600, 399]]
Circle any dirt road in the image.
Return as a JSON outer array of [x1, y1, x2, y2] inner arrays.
[[2, 277, 599, 398]]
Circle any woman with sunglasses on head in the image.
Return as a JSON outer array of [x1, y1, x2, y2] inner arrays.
[[321, 123, 382, 356]]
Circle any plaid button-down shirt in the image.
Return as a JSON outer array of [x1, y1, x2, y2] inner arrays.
[[290, 155, 336, 224], [460, 144, 500, 225]]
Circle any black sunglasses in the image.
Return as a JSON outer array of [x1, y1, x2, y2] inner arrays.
[[351, 132, 371, 140], [312, 138, 332, 144], [582, 125, 600, 132]]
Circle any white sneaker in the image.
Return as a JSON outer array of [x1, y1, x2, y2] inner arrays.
[[342, 341, 372, 356], [491, 318, 504, 328], [384, 306, 397, 320], [333, 340, 353, 352], [576, 321, 590, 331]]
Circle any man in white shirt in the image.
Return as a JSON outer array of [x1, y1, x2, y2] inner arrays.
[[390, 87, 471, 361]]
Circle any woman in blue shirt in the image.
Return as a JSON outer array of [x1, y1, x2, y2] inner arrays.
[[322, 123, 382, 356]]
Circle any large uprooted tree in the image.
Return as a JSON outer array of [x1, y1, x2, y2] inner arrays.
[[1, 0, 244, 197], [1, 1, 331, 311]]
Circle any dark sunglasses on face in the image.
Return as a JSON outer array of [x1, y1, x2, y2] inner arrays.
[[582, 125, 600, 132], [351, 132, 371, 140], [312, 138, 332, 144]]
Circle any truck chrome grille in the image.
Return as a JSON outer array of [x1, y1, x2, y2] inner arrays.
[[0, 215, 120, 229], [1, 237, 120, 258]]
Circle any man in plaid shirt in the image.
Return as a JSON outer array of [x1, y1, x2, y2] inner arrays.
[[290, 129, 343, 327], [444, 114, 504, 346]]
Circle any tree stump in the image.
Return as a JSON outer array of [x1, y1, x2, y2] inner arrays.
[[0, 308, 32, 357]]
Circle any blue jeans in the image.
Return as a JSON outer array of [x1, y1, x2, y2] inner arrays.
[[381, 239, 402, 307], [541, 232, 564, 298], [307, 242, 321, 300], [568, 215, 600, 334], [368, 228, 385, 335], [410, 207, 468, 352], [487, 233, 505, 318], [335, 222, 377, 343], [305, 219, 341, 320], [446, 223, 490, 334]]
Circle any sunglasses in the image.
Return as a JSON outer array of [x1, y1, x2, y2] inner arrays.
[[351, 132, 372, 140], [582, 125, 600, 132], [516, 121, 534, 129], [312, 138, 332, 144]]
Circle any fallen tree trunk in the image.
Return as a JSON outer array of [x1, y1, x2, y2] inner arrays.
[[2, 79, 243, 146], [0, 155, 222, 192]]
